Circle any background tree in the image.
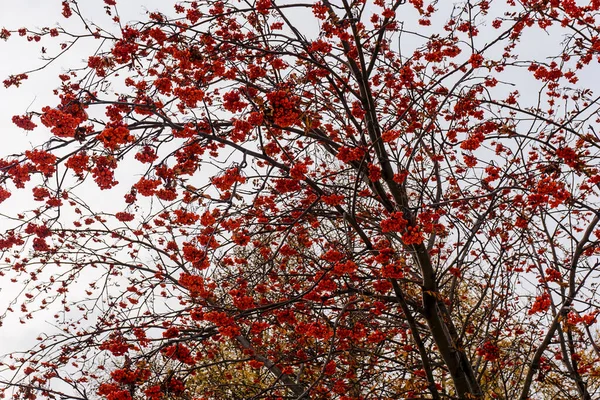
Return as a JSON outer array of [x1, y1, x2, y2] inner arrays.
[[1, 0, 600, 399]]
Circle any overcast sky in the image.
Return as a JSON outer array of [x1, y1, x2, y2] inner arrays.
[[0, 0, 598, 383], [0, 0, 175, 362]]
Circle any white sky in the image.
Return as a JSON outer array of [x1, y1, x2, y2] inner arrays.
[[0, 0, 598, 395], [0, 0, 171, 362]]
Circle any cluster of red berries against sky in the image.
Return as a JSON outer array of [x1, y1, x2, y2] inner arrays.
[[1, 0, 600, 399]]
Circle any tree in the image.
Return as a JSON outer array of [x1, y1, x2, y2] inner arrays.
[[1, 0, 600, 398]]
